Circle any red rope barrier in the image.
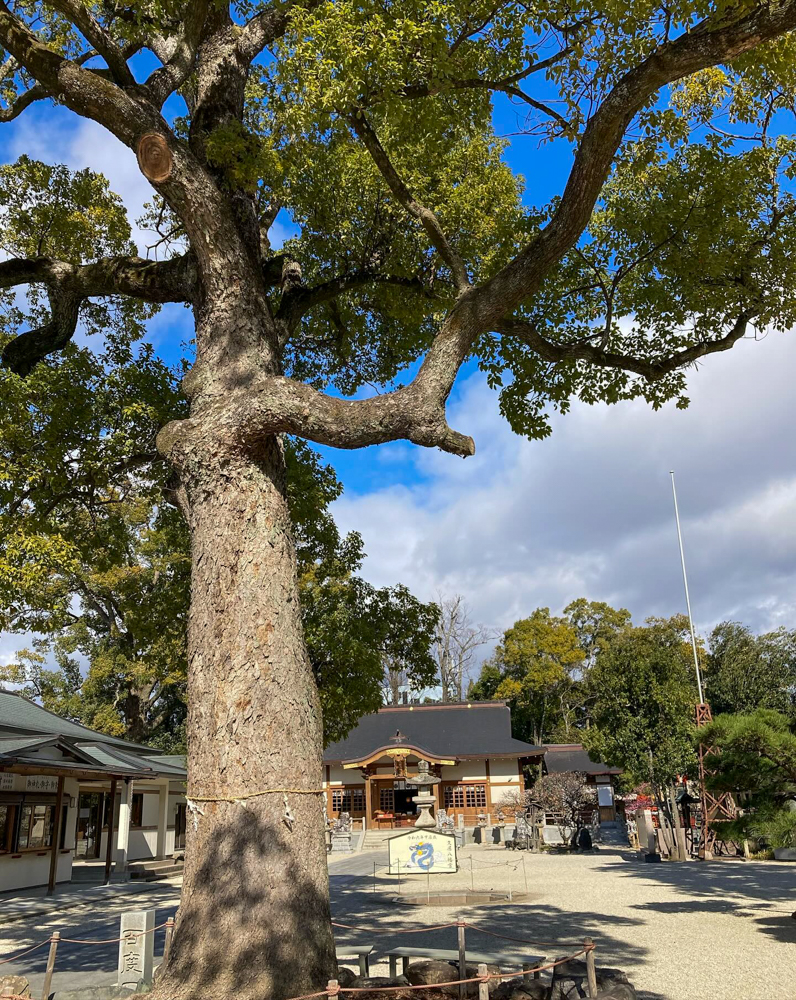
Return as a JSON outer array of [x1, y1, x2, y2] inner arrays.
[[332, 922, 461, 935], [333, 947, 592, 993], [59, 920, 171, 946]]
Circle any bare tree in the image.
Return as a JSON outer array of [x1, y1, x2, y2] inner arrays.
[[382, 653, 410, 705], [433, 594, 496, 702]]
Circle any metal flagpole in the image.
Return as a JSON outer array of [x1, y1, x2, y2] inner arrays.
[[669, 471, 704, 704]]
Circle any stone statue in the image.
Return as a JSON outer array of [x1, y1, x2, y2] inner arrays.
[[333, 812, 352, 833], [436, 808, 454, 832], [331, 812, 353, 851], [412, 759, 441, 829]]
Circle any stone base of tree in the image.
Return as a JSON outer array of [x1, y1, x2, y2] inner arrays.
[[549, 959, 637, 1000], [1, 973, 31, 997]]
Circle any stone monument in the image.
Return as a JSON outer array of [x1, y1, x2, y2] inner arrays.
[[331, 812, 353, 852], [118, 910, 155, 991], [412, 759, 441, 828]]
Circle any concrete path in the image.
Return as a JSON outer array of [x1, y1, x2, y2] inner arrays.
[[0, 877, 181, 927], [0, 881, 181, 996]]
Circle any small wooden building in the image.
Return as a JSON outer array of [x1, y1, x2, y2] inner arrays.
[[543, 743, 623, 823], [0, 688, 186, 894], [323, 701, 543, 828]]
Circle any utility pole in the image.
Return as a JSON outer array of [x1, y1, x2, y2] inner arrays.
[[669, 472, 736, 860]]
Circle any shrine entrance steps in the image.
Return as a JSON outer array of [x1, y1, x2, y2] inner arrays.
[[127, 858, 185, 881]]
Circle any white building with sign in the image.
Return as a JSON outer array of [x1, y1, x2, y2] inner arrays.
[[0, 688, 186, 894]]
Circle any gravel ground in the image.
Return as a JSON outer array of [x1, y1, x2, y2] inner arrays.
[[329, 844, 796, 1000], [2, 849, 793, 1000]]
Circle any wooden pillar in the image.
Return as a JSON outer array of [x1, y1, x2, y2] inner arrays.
[[156, 781, 170, 859], [47, 775, 65, 896], [104, 777, 117, 884], [364, 773, 373, 830]]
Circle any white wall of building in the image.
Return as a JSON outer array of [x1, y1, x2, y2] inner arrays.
[[0, 775, 79, 892]]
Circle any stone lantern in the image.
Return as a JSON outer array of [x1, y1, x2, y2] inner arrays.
[[412, 759, 441, 829]]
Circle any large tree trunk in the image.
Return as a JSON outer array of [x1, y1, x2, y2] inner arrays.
[[152, 427, 336, 1000]]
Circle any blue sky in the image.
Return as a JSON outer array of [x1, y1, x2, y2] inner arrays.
[[2, 54, 795, 675]]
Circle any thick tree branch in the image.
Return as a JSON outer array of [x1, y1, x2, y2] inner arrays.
[[406, 0, 796, 410], [0, 253, 196, 376], [0, 1, 149, 147], [144, 2, 209, 107], [157, 376, 476, 464], [475, 3, 796, 325], [495, 311, 754, 380], [348, 112, 470, 292], [46, 0, 135, 87]]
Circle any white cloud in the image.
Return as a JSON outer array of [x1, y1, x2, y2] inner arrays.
[[5, 116, 156, 253], [331, 328, 796, 645]]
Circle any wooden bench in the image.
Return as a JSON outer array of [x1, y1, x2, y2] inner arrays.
[[336, 944, 374, 976], [382, 946, 545, 980]]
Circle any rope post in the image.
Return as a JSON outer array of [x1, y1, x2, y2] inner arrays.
[[477, 963, 489, 1000], [584, 938, 597, 998], [327, 979, 339, 999], [41, 932, 59, 1000], [457, 919, 467, 1000], [470, 855, 474, 891], [163, 916, 175, 962]]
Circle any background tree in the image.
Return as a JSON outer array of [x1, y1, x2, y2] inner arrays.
[[564, 598, 632, 673], [700, 709, 796, 852], [584, 615, 700, 844], [470, 607, 584, 743], [432, 593, 494, 702], [704, 621, 796, 721], [3, 3, 796, 997]]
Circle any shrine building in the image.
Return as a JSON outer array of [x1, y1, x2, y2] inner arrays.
[[322, 701, 544, 829]]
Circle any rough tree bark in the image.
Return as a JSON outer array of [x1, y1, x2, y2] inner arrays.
[[157, 430, 335, 999]]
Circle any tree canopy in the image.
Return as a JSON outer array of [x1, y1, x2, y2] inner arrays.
[[703, 620, 796, 721], [700, 709, 796, 850]]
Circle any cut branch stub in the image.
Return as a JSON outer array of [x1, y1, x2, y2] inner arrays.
[[137, 133, 173, 182]]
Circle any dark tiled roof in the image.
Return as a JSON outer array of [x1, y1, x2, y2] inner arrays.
[[324, 702, 543, 762], [543, 744, 622, 776], [0, 688, 153, 750], [0, 688, 186, 779]]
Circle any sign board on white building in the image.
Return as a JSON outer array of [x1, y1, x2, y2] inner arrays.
[[388, 829, 457, 874], [25, 775, 60, 793]]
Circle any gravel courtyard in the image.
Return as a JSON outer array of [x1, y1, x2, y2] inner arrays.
[[329, 844, 796, 1000], [1, 846, 793, 999]]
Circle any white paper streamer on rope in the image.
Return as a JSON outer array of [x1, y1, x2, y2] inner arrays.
[[186, 798, 206, 831], [283, 793, 296, 831]]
